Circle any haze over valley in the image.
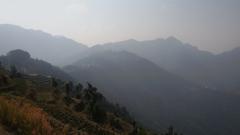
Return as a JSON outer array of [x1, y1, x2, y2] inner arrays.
[[0, 0, 240, 135]]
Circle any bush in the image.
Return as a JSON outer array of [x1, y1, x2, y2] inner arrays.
[[63, 96, 74, 106], [110, 118, 123, 131], [74, 102, 85, 112], [1, 75, 8, 85], [26, 89, 37, 101]]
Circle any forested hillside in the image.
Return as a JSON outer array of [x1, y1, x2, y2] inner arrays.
[[0, 62, 158, 135], [0, 49, 72, 81]]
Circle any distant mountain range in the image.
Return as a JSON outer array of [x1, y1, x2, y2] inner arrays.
[[90, 37, 240, 92], [0, 24, 88, 65], [64, 50, 240, 135], [1, 24, 240, 135]]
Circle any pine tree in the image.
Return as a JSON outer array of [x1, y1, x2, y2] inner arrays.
[[10, 65, 17, 78], [163, 126, 182, 135], [91, 104, 107, 123], [168, 126, 174, 135], [76, 83, 83, 93], [51, 77, 58, 88], [78, 83, 83, 90], [65, 81, 73, 97]]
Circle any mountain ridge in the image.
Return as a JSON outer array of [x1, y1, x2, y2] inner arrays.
[[0, 49, 73, 81], [64, 50, 240, 135], [0, 24, 88, 66]]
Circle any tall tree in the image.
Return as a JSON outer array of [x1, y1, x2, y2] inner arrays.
[[51, 77, 58, 88], [76, 83, 83, 93], [10, 65, 17, 78], [65, 81, 73, 97]]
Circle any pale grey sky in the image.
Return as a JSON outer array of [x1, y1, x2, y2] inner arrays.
[[0, 0, 240, 53]]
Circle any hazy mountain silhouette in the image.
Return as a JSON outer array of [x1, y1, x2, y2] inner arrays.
[[1, 24, 240, 135], [0, 24, 88, 65], [1, 24, 239, 91], [211, 47, 240, 91], [95, 37, 214, 80], [91, 37, 240, 92], [0, 49, 72, 80], [64, 50, 240, 135]]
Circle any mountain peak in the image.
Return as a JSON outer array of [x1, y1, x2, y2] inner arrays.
[[0, 24, 88, 65], [7, 49, 31, 60], [118, 39, 138, 44], [0, 24, 22, 29], [1, 50, 73, 80], [166, 36, 183, 44]]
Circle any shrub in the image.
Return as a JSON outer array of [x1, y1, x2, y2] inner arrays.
[[1, 75, 8, 85], [110, 118, 123, 131], [63, 96, 74, 106], [74, 102, 85, 112]]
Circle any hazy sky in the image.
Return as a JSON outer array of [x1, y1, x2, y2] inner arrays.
[[0, 0, 240, 53]]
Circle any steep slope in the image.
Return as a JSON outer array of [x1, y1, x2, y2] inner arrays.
[[0, 49, 72, 81], [0, 65, 153, 135], [64, 50, 240, 135], [0, 24, 88, 65]]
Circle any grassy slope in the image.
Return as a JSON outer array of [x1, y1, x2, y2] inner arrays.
[[0, 68, 153, 135]]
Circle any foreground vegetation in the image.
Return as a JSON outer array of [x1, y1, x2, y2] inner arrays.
[[0, 65, 156, 135]]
